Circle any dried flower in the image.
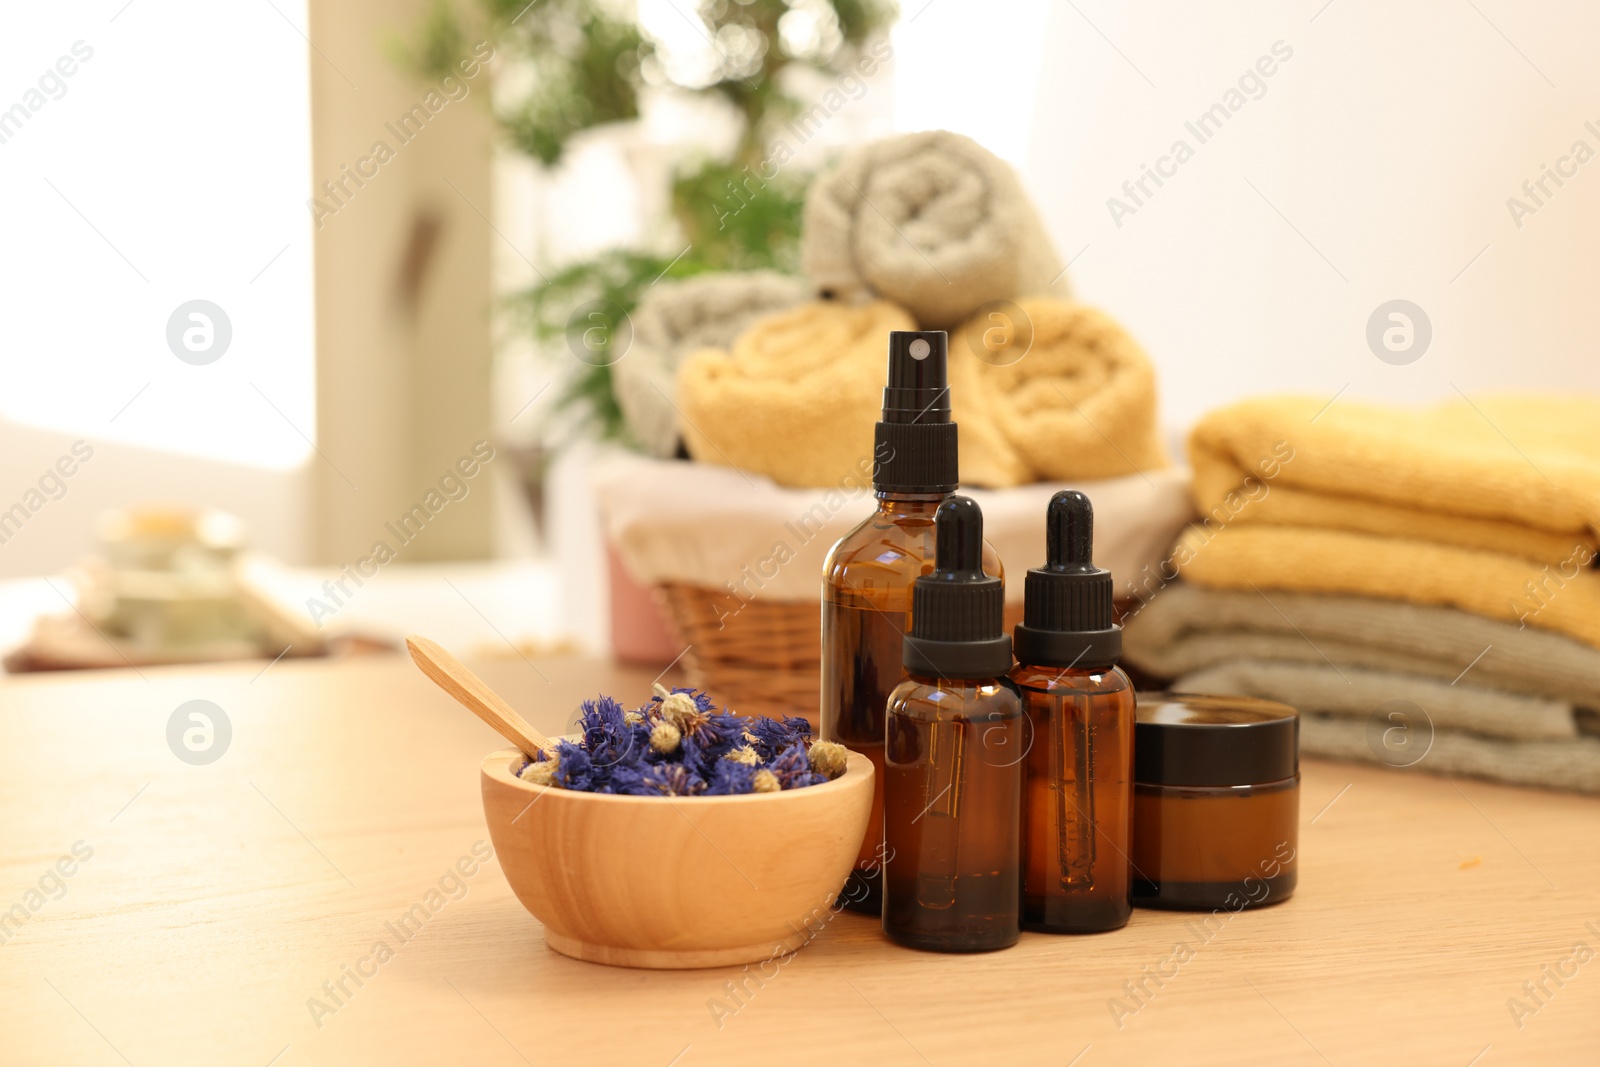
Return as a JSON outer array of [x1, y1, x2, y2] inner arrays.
[[519, 752, 558, 787], [517, 687, 842, 797], [707, 760, 757, 795], [808, 740, 848, 780], [649, 720, 682, 754]]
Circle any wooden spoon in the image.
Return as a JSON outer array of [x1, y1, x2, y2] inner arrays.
[[406, 635, 554, 758]]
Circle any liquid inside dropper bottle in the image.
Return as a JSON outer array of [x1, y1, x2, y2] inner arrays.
[[883, 495, 1023, 952], [1011, 490, 1135, 933]]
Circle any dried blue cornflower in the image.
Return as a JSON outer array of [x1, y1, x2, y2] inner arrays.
[[769, 741, 825, 789], [524, 688, 841, 796], [642, 762, 706, 797], [706, 760, 758, 795], [742, 713, 806, 764], [551, 739, 594, 792]]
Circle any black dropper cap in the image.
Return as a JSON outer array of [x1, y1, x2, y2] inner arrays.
[[1013, 490, 1121, 670], [902, 496, 1012, 678], [872, 331, 959, 494]]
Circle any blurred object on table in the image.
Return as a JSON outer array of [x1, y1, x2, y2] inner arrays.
[[5, 506, 332, 673]]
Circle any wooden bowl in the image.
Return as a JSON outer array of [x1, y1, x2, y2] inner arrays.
[[481, 746, 874, 969]]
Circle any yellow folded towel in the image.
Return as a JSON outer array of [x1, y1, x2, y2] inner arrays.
[[955, 298, 1169, 482], [675, 300, 912, 488], [1178, 393, 1600, 647]]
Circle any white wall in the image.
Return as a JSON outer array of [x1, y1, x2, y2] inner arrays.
[[0, 0, 315, 577], [898, 0, 1600, 437]]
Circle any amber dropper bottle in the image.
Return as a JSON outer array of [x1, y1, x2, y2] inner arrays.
[[821, 330, 1002, 914], [883, 496, 1024, 952], [1011, 490, 1135, 933]]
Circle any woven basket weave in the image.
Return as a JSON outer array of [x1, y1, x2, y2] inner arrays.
[[655, 581, 1025, 725]]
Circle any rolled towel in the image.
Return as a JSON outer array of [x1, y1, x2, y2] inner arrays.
[[954, 298, 1169, 482], [802, 130, 1070, 329], [676, 300, 914, 488], [613, 271, 808, 457]]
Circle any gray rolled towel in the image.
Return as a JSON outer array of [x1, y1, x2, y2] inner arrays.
[[801, 130, 1071, 329], [612, 271, 808, 458]]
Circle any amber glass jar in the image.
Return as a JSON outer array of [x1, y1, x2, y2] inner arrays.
[[1131, 693, 1299, 911], [883, 673, 1024, 952], [821, 494, 1001, 912]]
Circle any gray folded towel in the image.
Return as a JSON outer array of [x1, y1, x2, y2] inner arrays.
[[1124, 582, 1600, 793], [801, 130, 1070, 329], [612, 271, 807, 457], [1176, 660, 1576, 741], [1300, 714, 1600, 795], [1123, 582, 1600, 715]]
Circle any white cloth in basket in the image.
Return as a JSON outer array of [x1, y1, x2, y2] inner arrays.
[[593, 451, 1195, 606]]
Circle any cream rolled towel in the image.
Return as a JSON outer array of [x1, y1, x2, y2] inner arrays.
[[676, 300, 915, 488], [612, 271, 808, 457], [802, 130, 1070, 329], [954, 297, 1169, 481]]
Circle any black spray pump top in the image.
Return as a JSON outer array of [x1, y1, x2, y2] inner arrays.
[[873, 330, 959, 495], [1014, 490, 1122, 670], [902, 496, 1013, 679]]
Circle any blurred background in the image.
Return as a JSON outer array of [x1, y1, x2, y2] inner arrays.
[[4, 0, 1597, 667]]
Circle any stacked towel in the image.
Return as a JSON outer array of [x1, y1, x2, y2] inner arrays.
[[802, 130, 1071, 328], [1126, 393, 1600, 793], [1176, 394, 1600, 646], [676, 297, 1169, 489], [1122, 584, 1600, 793], [612, 271, 808, 457], [957, 298, 1169, 482], [675, 300, 913, 488]]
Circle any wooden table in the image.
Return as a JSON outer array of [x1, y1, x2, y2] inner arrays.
[[3, 655, 1597, 1066]]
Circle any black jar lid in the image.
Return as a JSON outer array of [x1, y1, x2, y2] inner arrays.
[[1134, 692, 1299, 788]]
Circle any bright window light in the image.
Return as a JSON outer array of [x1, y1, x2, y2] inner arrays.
[[0, 1, 314, 470]]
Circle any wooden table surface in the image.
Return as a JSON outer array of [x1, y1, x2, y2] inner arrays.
[[2, 654, 1597, 1066]]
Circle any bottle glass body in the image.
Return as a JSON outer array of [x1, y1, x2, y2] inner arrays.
[[1011, 664, 1135, 933], [882, 673, 1023, 952], [821, 494, 1002, 913]]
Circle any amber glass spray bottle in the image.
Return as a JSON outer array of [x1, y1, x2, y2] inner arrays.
[[822, 330, 1001, 913], [883, 496, 1024, 952], [1011, 490, 1135, 933]]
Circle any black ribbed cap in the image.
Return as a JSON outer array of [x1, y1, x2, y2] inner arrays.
[[873, 331, 958, 494], [903, 496, 1012, 678], [1014, 490, 1121, 670]]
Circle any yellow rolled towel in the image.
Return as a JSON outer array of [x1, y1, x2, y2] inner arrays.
[[953, 298, 1169, 482], [676, 300, 912, 488]]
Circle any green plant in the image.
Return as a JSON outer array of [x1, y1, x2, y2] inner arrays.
[[411, 0, 896, 441]]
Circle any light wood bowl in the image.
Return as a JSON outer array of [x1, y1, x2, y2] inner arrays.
[[481, 746, 874, 969]]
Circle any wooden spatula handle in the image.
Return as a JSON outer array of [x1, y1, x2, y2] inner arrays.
[[406, 635, 554, 758]]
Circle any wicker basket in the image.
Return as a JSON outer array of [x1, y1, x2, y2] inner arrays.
[[655, 581, 1025, 725], [656, 582, 822, 722]]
